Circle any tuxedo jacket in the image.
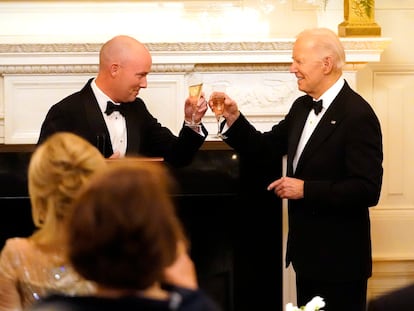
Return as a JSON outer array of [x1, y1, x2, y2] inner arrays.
[[38, 78, 207, 167], [367, 284, 414, 311], [224, 81, 383, 281]]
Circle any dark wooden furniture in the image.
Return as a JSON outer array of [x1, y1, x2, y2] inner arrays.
[[0, 142, 283, 311]]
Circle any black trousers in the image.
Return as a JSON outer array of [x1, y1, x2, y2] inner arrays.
[[296, 275, 368, 311]]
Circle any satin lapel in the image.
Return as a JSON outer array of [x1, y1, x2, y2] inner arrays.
[[82, 82, 113, 157], [295, 85, 348, 173], [287, 96, 313, 174], [122, 101, 140, 155]]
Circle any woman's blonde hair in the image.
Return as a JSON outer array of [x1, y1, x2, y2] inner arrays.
[[29, 132, 106, 244]]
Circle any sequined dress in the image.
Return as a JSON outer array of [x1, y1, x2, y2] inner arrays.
[[0, 237, 95, 311]]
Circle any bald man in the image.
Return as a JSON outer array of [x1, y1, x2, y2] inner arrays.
[[38, 35, 208, 167]]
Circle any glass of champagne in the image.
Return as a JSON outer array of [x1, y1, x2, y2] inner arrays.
[[188, 74, 203, 129], [188, 83, 203, 126], [210, 83, 227, 139]]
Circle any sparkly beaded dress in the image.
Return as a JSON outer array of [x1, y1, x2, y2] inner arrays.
[[0, 237, 95, 311]]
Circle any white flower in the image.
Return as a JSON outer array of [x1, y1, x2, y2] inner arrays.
[[304, 296, 325, 310], [286, 296, 325, 311]]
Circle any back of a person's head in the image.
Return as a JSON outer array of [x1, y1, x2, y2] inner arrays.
[[29, 132, 106, 242], [68, 160, 184, 290]]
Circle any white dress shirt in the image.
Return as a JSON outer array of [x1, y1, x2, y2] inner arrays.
[[292, 77, 345, 173], [91, 79, 127, 157]]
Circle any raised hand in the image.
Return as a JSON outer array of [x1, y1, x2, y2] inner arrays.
[[185, 92, 208, 124]]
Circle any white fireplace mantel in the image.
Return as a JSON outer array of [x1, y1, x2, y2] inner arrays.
[[0, 37, 390, 144], [0, 38, 390, 67]]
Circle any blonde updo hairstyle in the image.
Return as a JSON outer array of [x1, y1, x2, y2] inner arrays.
[[29, 132, 106, 244]]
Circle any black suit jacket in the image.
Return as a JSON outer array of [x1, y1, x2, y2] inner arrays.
[[367, 284, 414, 311], [224, 81, 383, 281], [38, 78, 207, 167]]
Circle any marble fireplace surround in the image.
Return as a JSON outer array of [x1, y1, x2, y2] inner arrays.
[[0, 37, 390, 144]]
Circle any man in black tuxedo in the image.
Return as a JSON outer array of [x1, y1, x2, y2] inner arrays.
[[367, 283, 414, 311], [38, 35, 208, 167], [213, 28, 383, 311]]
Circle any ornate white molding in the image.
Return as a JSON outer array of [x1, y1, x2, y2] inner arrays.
[[0, 65, 99, 75], [0, 38, 391, 71], [0, 64, 200, 75]]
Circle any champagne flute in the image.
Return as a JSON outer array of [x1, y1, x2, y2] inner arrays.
[[188, 74, 203, 129], [210, 84, 227, 139], [188, 83, 203, 126]]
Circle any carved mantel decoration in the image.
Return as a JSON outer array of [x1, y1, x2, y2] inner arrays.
[[0, 39, 390, 74]]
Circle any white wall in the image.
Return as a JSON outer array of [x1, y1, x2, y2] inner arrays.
[[360, 0, 414, 299], [0, 0, 326, 43]]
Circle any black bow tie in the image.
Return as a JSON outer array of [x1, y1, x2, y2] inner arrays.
[[105, 101, 126, 117], [311, 99, 323, 115]]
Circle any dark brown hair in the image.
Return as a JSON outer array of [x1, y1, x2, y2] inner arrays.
[[67, 159, 185, 290]]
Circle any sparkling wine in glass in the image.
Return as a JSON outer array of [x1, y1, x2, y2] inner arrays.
[[188, 74, 203, 129], [189, 83, 203, 125], [210, 84, 227, 139]]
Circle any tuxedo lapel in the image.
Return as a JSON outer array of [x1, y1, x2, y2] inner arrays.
[[123, 102, 141, 156], [294, 84, 348, 174], [287, 96, 313, 175], [81, 81, 113, 157]]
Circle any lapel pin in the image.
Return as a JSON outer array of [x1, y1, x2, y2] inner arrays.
[[331, 120, 336, 124]]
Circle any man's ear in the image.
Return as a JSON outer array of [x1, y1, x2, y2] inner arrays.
[[322, 56, 334, 74], [110, 63, 120, 77]]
